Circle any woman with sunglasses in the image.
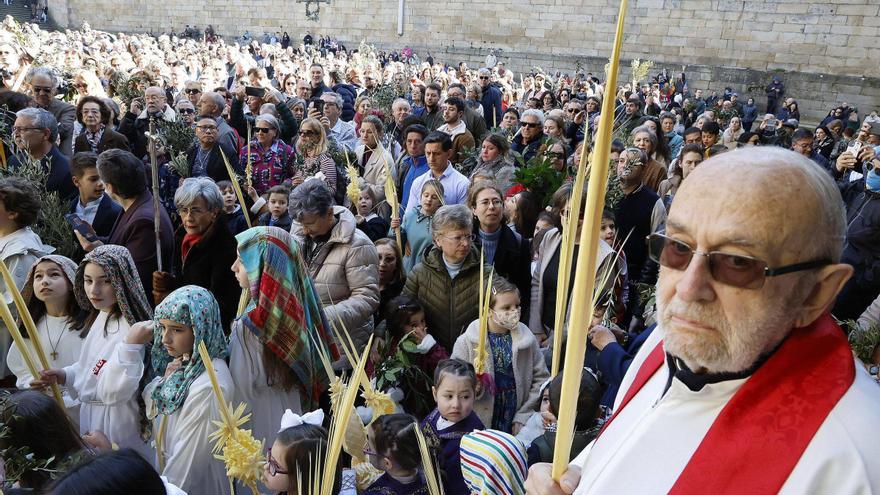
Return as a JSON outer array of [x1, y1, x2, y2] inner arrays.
[[238, 114, 295, 197], [291, 117, 337, 194]]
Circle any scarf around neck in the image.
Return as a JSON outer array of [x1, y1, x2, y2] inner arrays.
[[150, 285, 229, 416]]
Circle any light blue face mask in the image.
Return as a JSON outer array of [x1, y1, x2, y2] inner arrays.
[[866, 168, 880, 192]]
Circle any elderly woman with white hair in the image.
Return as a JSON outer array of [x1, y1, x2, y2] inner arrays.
[[152, 177, 240, 332], [238, 113, 295, 197], [403, 204, 491, 353]]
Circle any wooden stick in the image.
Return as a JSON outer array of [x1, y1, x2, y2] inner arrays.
[[148, 118, 164, 273], [551, 0, 630, 482], [0, 261, 66, 409]]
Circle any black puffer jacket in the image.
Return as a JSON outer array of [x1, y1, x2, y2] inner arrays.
[[333, 83, 358, 122]]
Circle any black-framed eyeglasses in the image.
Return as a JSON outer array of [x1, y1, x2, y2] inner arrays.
[[31, 86, 53, 94], [646, 233, 831, 290], [479, 76, 489, 80], [266, 448, 288, 476]]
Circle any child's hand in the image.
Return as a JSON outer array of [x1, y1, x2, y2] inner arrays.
[[356, 214, 365, 224], [164, 356, 185, 378], [512, 422, 524, 435], [541, 410, 557, 428], [82, 430, 113, 451], [411, 326, 427, 344], [247, 185, 259, 201], [125, 321, 155, 345]]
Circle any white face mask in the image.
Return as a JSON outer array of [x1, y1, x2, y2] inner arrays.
[[491, 308, 521, 331]]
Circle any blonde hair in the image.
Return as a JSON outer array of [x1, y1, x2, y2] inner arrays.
[[299, 117, 328, 155]]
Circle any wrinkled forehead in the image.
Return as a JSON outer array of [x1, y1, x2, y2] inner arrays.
[[671, 159, 817, 262]]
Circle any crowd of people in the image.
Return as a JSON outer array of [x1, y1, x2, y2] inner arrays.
[[0, 14, 879, 495]]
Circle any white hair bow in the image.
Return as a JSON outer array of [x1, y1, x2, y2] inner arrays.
[[278, 408, 325, 432]]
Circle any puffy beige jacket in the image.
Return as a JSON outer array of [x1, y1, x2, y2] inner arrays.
[[291, 206, 380, 369], [355, 144, 396, 203], [451, 319, 550, 427]]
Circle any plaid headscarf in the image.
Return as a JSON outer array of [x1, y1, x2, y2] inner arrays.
[[74, 245, 152, 325], [460, 430, 528, 495], [235, 226, 338, 407], [22, 254, 91, 311], [150, 285, 229, 416]]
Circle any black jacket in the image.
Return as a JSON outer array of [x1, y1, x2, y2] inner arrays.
[[169, 215, 240, 332], [332, 83, 357, 122], [68, 193, 123, 239], [185, 141, 239, 184], [74, 127, 131, 154], [472, 223, 533, 322]]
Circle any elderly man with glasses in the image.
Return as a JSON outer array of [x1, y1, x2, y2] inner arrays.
[[528, 147, 880, 495], [25, 67, 76, 157], [477, 68, 503, 128], [9, 107, 75, 200], [512, 109, 547, 162], [184, 115, 238, 183]]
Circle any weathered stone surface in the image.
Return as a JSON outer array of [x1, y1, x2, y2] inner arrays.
[[47, 0, 878, 122]]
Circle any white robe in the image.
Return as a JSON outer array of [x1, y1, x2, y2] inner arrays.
[[63, 311, 152, 459], [7, 314, 83, 423], [570, 326, 880, 494], [144, 359, 234, 495], [229, 321, 302, 448]]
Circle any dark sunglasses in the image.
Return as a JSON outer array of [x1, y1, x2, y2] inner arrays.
[[646, 233, 830, 290], [254, 127, 273, 133], [177, 108, 195, 114], [184, 88, 201, 95], [299, 130, 318, 137], [521, 122, 540, 128]]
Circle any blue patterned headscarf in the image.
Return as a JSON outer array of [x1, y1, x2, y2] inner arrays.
[[149, 285, 229, 416]]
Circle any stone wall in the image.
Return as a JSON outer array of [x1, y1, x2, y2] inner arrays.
[[50, 0, 879, 123]]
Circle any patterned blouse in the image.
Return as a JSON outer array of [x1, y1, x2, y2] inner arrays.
[[238, 139, 295, 196], [292, 150, 338, 194]]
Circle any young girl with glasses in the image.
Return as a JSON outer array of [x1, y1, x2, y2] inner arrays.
[[262, 414, 339, 494]]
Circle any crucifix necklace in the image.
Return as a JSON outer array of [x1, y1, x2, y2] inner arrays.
[[45, 316, 65, 362]]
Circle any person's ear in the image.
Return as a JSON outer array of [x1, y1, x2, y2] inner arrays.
[[792, 263, 853, 328], [431, 386, 438, 402]]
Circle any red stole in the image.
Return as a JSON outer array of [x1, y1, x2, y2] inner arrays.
[[598, 313, 854, 494]]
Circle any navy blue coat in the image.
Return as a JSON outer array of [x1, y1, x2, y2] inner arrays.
[[480, 85, 504, 128], [597, 324, 656, 408]]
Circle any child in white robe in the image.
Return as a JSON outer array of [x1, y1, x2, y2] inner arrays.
[[142, 285, 233, 495], [36, 245, 153, 459], [6, 255, 92, 424]]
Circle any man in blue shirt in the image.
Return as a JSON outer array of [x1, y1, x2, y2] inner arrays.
[[398, 124, 429, 212]]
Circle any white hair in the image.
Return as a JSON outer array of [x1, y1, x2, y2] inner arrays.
[[520, 109, 545, 125]]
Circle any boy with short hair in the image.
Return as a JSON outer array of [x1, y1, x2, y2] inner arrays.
[[69, 152, 122, 239], [217, 180, 248, 235], [257, 184, 292, 231]]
